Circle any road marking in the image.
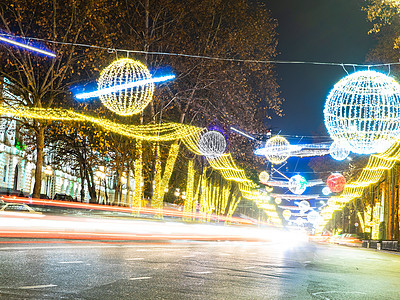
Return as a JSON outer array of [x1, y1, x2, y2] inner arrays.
[[129, 277, 152, 280], [126, 258, 144, 261], [19, 284, 57, 289], [58, 261, 84, 264], [192, 271, 212, 274], [182, 255, 195, 258], [244, 266, 256, 269], [312, 291, 366, 300]]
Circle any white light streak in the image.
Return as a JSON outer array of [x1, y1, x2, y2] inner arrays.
[[0, 36, 56, 57], [76, 74, 175, 100]]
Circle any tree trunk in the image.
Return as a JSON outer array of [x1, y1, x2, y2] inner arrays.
[[32, 126, 45, 198]]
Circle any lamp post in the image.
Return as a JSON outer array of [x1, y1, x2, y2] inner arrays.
[[44, 165, 53, 198]]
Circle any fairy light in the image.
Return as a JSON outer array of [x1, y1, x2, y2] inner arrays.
[[288, 175, 307, 195], [326, 173, 346, 193], [259, 171, 270, 184], [0, 36, 56, 57], [324, 70, 400, 155], [183, 160, 196, 214]]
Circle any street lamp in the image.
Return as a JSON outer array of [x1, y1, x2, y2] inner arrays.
[[44, 165, 53, 198]]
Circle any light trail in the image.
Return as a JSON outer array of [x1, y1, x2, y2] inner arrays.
[[0, 36, 56, 57], [75, 74, 176, 100]]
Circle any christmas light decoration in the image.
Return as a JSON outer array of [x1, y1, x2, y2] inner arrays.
[[255, 141, 330, 158], [0, 35, 56, 57], [271, 193, 320, 200], [274, 197, 282, 205], [329, 140, 350, 161], [259, 171, 270, 184], [322, 186, 331, 196], [307, 210, 320, 224], [263, 135, 291, 164], [198, 130, 227, 159], [324, 70, 400, 154], [298, 200, 311, 211], [326, 173, 346, 193], [288, 175, 307, 195], [97, 58, 154, 115], [282, 209, 292, 220]]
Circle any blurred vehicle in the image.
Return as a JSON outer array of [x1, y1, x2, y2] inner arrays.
[[329, 233, 362, 247], [0, 203, 42, 214], [53, 193, 75, 201]]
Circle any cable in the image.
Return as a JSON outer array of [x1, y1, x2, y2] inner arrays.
[[2, 33, 400, 68]]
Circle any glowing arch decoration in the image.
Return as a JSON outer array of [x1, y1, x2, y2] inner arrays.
[[298, 200, 311, 211], [329, 141, 350, 161], [198, 130, 227, 159], [264, 135, 290, 164], [259, 171, 270, 184], [322, 186, 331, 196], [288, 175, 308, 195], [326, 173, 346, 193], [282, 209, 292, 220], [324, 70, 400, 155]]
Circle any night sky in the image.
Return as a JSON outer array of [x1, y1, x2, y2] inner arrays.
[[266, 0, 377, 137]]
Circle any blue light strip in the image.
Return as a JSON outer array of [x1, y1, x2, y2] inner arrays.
[[0, 36, 56, 57], [76, 74, 176, 100]]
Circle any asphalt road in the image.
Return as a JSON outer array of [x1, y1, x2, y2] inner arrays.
[[0, 240, 399, 299]]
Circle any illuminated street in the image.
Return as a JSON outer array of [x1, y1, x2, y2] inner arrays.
[[0, 240, 399, 299]]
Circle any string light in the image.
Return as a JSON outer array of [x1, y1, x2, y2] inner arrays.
[[326, 173, 346, 193], [255, 140, 330, 159], [259, 171, 270, 184], [324, 70, 400, 155], [322, 186, 331, 196], [0, 35, 56, 57]]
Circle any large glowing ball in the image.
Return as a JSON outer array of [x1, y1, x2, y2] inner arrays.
[[275, 197, 282, 205], [259, 171, 270, 184], [329, 141, 350, 161], [282, 209, 291, 220], [288, 175, 307, 195], [298, 200, 311, 212], [324, 70, 400, 154], [322, 186, 331, 196], [326, 173, 346, 193], [264, 135, 290, 164], [307, 210, 320, 224], [198, 130, 227, 159], [98, 58, 154, 116]]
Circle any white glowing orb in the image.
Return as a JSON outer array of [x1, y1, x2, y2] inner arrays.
[[324, 70, 400, 154], [298, 200, 311, 211], [98, 58, 155, 116], [307, 210, 320, 224], [275, 197, 282, 205], [329, 141, 350, 161], [322, 186, 331, 196], [288, 175, 307, 195], [282, 209, 291, 220], [259, 171, 270, 184], [264, 135, 290, 164], [198, 130, 227, 159]]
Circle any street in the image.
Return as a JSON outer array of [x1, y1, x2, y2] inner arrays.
[[0, 240, 399, 299]]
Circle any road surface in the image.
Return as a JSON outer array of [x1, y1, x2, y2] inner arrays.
[[0, 240, 399, 299]]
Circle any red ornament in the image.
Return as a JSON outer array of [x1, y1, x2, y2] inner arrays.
[[326, 173, 346, 193]]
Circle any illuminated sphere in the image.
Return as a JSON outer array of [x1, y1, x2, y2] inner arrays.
[[324, 70, 400, 154], [326, 173, 346, 193], [298, 200, 311, 212], [198, 130, 227, 159], [288, 175, 307, 195], [307, 210, 320, 224], [322, 186, 331, 196], [98, 58, 154, 116], [282, 209, 291, 220], [259, 171, 270, 184], [275, 197, 282, 205], [329, 141, 350, 161], [264, 135, 290, 164]]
